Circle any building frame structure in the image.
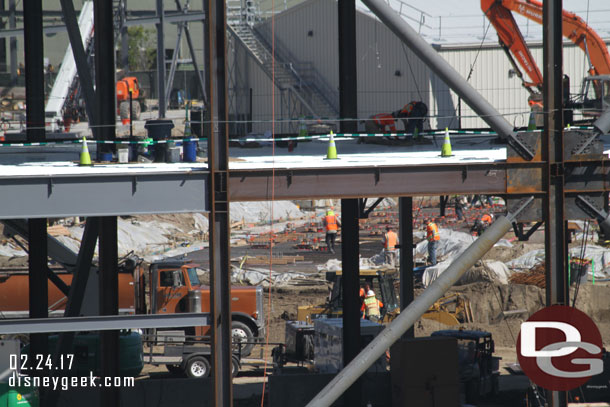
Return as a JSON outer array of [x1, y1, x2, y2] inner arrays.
[[0, 1, 603, 407]]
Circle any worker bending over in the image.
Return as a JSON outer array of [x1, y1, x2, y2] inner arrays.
[[471, 213, 494, 236], [323, 207, 341, 254]]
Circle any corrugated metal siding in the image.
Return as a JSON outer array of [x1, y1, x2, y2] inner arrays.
[[240, 0, 608, 132]]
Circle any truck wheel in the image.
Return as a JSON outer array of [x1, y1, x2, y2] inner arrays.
[[232, 321, 255, 357], [132, 101, 142, 120], [166, 364, 183, 376], [119, 101, 130, 120], [185, 356, 211, 378], [231, 356, 240, 377]]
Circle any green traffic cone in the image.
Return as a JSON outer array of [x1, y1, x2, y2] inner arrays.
[[80, 137, 92, 166], [441, 128, 452, 157], [527, 111, 537, 131], [326, 131, 338, 159]]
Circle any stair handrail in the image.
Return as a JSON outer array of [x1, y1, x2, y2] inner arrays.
[[254, 23, 339, 114]]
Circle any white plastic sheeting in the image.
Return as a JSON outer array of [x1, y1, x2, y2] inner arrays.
[[230, 201, 305, 223], [230, 266, 326, 287]]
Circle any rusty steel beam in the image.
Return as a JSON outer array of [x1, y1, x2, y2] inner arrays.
[[229, 163, 515, 200]]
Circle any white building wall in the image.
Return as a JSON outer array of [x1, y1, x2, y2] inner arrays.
[[239, 0, 609, 133]]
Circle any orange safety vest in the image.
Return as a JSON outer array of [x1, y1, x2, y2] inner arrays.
[[427, 222, 440, 242], [363, 295, 381, 317], [384, 231, 398, 250], [481, 214, 492, 224], [400, 102, 415, 115], [325, 214, 338, 232], [372, 113, 397, 132]]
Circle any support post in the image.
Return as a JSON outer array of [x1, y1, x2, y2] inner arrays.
[[9, 0, 16, 84], [120, 0, 129, 70], [204, 0, 232, 403], [338, 0, 358, 133], [543, 1, 568, 406], [24, 0, 44, 143], [440, 195, 448, 218], [28, 219, 48, 374], [341, 198, 361, 406], [0, 1, 6, 72], [338, 1, 359, 403], [99, 217, 119, 407], [157, 0, 166, 118], [94, 0, 116, 155], [399, 197, 414, 338]]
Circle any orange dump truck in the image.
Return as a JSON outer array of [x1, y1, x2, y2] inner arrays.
[[0, 259, 264, 356]]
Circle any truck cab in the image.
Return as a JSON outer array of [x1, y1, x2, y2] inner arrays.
[[147, 260, 265, 356]]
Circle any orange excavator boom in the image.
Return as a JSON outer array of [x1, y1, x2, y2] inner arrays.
[[482, 0, 610, 94]]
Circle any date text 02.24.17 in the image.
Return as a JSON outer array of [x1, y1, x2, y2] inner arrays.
[[10, 354, 74, 371]]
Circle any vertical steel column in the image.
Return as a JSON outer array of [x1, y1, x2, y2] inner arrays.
[[338, 2, 360, 404], [28, 219, 48, 373], [543, 1, 567, 406], [23, 0, 44, 143], [205, 0, 232, 403], [99, 217, 119, 407], [0, 1, 6, 72], [94, 0, 116, 153], [338, 0, 358, 132], [341, 199, 361, 406], [399, 197, 414, 338], [9, 0, 16, 84], [120, 0, 129, 70], [157, 0, 166, 117], [23, 2, 47, 377]]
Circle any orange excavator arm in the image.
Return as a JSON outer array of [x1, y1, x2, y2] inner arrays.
[[481, 0, 543, 92], [482, 0, 610, 91]]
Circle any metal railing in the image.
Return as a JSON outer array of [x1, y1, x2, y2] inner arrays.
[[255, 24, 339, 115]]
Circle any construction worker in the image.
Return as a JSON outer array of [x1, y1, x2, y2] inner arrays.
[[323, 207, 341, 254], [425, 218, 440, 266], [398, 101, 428, 138], [454, 195, 465, 221], [471, 213, 494, 236], [381, 225, 399, 267], [364, 112, 398, 135], [361, 284, 383, 323]]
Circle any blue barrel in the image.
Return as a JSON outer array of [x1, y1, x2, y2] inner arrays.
[[183, 140, 197, 162]]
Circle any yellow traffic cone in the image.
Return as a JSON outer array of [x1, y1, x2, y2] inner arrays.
[[527, 111, 537, 131], [80, 137, 92, 166], [325, 130, 338, 159], [441, 128, 452, 157]]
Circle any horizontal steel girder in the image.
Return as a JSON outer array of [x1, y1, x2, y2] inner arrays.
[[0, 313, 209, 334], [229, 163, 511, 200], [0, 171, 208, 219]]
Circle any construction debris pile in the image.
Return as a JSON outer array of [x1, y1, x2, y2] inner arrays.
[[509, 263, 546, 288]]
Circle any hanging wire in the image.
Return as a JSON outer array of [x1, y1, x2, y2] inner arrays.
[[260, 0, 277, 402], [466, 20, 492, 82]]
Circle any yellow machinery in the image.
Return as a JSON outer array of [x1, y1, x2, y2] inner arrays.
[[297, 269, 472, 326]]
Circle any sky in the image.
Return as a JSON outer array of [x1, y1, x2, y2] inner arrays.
[[355, 0, 610, 45]]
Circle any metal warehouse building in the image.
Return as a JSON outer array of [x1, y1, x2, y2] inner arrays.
[[228, 0, 609, 134]]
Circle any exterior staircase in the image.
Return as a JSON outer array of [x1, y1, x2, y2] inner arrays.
[[226, 0, 338, 122]]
